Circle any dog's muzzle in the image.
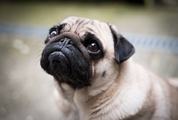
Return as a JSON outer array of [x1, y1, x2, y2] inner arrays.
[[40, 33, 91, 89]]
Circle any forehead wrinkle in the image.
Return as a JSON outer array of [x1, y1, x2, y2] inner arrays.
[[72, 21, 96, 39], [75, 20, 91, 34], [60, 17, 114, 54], [63, 19, 90, 34]]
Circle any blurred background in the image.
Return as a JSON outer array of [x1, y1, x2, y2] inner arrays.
[[0, 0, 178, 120]]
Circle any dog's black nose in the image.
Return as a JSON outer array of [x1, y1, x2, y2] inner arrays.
[[40, 34, 91, 89], [48, 37, 72, 74], [48, 51, 70, 76], [40, 37, 72, 75]]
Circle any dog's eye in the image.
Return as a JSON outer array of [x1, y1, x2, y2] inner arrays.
[[87, 42, 100, 53], [49, 26, 58, 37], [83, 33, 104, 60], [50, 30, 57, 37]]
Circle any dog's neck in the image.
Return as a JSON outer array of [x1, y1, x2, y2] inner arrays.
[[74, 61, 152, 120]]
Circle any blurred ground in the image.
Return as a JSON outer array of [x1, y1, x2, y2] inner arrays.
[[0, 3, 178, 120]]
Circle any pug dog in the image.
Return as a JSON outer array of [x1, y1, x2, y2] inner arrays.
[[40, 16, 178, 120]]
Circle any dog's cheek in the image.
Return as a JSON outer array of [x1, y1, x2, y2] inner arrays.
[[92, 58, 118, 83]]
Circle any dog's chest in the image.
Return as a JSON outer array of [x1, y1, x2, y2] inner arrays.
[[74, 85, 148, 120]]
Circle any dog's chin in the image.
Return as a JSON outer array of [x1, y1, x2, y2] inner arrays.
[[40, 41, 91, 89]]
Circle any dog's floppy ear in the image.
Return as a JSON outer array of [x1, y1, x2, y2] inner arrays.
[[109, 25, 135, 63]]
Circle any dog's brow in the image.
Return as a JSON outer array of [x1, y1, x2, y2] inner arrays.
[[83, 33, 100, 45], [57, 23, 66, 32], [49, 26, 58, 34], [49, 23, 66, 34], [84, 32, 96, 40]]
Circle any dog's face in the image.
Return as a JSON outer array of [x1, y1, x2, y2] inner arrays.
[[40, 16, 135, 89]]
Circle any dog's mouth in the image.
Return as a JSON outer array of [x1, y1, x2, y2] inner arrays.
[[40, 33, 91, 89]]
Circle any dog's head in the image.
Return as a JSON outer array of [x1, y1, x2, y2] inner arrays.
[[40, 16, 135, 89]]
